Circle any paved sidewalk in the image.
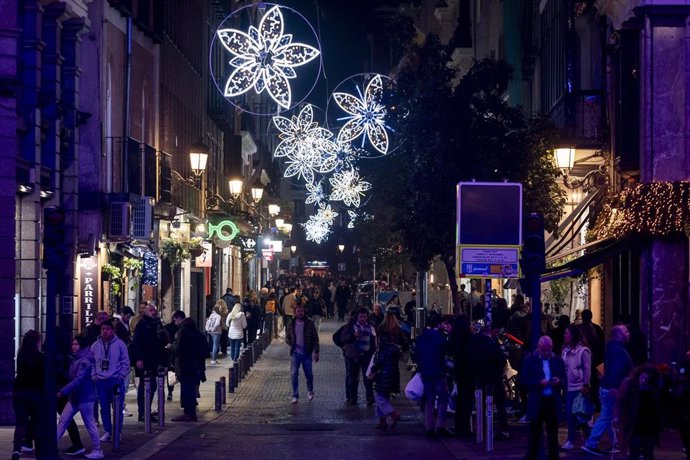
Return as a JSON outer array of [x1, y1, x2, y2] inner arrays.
[[2, 319, 687, 459]]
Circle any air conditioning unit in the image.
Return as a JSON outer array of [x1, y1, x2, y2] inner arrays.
[[132, 196, 154, 240], [109, 202, 132, 239]]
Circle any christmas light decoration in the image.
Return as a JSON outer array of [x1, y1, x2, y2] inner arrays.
[[333, 74, 390, 154], [329, 168, 372, 208], [347, 210, 357, 229], [142, 251, 158, 286], [302, 215, 332, 244], [217, 5, 320, 109], [305, 181, 327, 205], [315, 203, 338, 225], [596, 181, 690, 239]]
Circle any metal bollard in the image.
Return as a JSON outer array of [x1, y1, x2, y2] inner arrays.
[[214, 381, 222, 411], [157, 373, 166, 427], [113, 384, 122, 451], [232, 361, 239, 388], [220, 376, 227, 404], [475, 388, 484, 444], [228, 367, 235, 393], [485, 387, 494, 452], [144, 376, 152, 434], [251, 342, 256, 365]]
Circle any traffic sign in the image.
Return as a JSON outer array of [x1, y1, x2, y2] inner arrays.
[[458, 245, 520, 279]]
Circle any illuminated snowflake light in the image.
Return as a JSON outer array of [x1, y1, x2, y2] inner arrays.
[[329, 168, 372, 208], [315, 203, 338, 225], [347, 210, 358, 229], [302, 216, 331, 244], [305, 181, 327, 205], [333, 74, 389, 154], [217, 6, 320, 109], [273, 104, 338, 185]]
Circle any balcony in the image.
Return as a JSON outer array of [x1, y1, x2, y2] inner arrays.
[[108, 136, 157, 199], [549, 90, 606, 148]]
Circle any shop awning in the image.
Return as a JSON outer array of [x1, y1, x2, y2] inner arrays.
[[541, 238, 628, 282]]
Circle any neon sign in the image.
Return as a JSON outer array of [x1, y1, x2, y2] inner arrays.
[[207, 220, 239, 242]]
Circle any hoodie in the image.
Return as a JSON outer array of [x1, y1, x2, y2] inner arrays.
[[60, 347, 97, 404], [91, 335, 130, 382]]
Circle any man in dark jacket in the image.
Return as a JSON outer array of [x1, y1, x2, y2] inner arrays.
[[164, 310, 184, 401], [335, 280, 351, 321], [582, 324, 632, 456], [171, 314, 208, 422], [285, 304, 319, 404], [414, 315, 450, 436], [521, 335, 566, 460], [84, 311, 109, 346], [340, 308, 377, 406], [130, 303, 165, 422]]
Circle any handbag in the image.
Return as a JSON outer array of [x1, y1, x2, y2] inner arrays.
[[404, 373, 424, 401], [572, 392, 595, 425]]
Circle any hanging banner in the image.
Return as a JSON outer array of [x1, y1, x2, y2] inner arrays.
[[195, 242, 213, 267], [79, 256, 99, 330]]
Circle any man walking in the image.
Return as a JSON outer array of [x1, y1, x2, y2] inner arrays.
[[171, 312, 208, 422], [91, 320, 130, 442], [130, 303, 164, 422], [285, 304, 319, 404], [582, 324, 632, 456], [340, 307, 376, 406], [414, 315, 450, 436], [335, 280, 351, 322]]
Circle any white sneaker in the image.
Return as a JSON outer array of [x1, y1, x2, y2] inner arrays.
[[123, 407, 133, 417], [308, 391, 314, 401], [561, 441, 575, 450], [210, 360, 218, 365], [99, 433, 111, 442], [291, 397, 298, 404], [85, 449, 104, 459]]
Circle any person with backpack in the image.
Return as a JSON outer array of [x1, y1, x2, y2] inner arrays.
[[339, 308, 377, 406]]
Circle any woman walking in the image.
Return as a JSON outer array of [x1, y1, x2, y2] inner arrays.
[[57, 335, 103, 459], [205, 305, 222, 364], [217, 300, 229, 356], [370, 312, 405, 430], [11, 330, 43, 460], [227, 302, 247, 362], [561, 324, 592, 451]]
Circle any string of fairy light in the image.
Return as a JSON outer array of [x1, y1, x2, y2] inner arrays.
[[596, 181, 690, 239]]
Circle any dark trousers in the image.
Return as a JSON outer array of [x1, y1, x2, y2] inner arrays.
[[248, 321, 258, 344], [220, 329, 229, 354], [12, 391, 43, 455], [137, 373, 157, 418], [454, 379, 474, 437], [628, 435, 656, 460], [337, 302, 347, 320], [345, 355, 374, 402], [526, 395, 559, 460], [180, 376, 199, 417]]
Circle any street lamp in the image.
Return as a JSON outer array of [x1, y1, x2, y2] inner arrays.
[[282, 223, 292, 234], [554, 146, 575, 175], [189, 140, 209, 177], [275, 217, 285, 228], [228, 178, 243, 197], [268, 204, 280, 217], [290, 245, 297, 254], [337, 244, 345, 253], [553, 147, 609, 191], [250, 182, 264, 203]]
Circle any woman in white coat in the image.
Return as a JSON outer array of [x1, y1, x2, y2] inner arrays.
[[226, 303, 247, 362]]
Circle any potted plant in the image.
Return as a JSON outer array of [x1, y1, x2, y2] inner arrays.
[[159, 238, 190, 268], [123, 257, 143, 276], [102, 263, 123, 296], [189, 236, 205, 258]]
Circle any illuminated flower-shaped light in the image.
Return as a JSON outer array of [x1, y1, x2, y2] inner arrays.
[[273, 105, 336, 159], [302, 216, 331, 244], [217, 6, 320, 109], [333, 74, 389, 154], [329, 168, 372, 208], [347, 210, 358, 229], [305, 181, 327, 205], [316, 203, 338, 226], [333, 141, 365, 173]]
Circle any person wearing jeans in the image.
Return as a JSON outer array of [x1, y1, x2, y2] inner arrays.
[[227, 302, 247, 362], [414, 315, 450, 436], [205, 306, 222, 364], [561, 325, 592, 450], [582, 325, 632, 456], [91, 320, 130, 442], [57, 336, 103, 459], [285, 304, 319, 403]]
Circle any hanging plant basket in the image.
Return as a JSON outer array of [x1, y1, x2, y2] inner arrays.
[[190, 247, 204, 258], [159, 238, 191, 269]]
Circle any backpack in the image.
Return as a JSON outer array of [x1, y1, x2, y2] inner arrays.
[[332, 324, 346, 348]]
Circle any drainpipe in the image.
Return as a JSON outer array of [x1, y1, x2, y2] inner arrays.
[[123, 16, 132, 192]]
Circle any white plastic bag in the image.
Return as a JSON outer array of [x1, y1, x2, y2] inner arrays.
[[404, 373, 424, 401], [365, 353, 377, 379]]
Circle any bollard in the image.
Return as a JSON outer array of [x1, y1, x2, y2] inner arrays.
[[144, 375, 152, 434], [214, 381, 222, 411], [220, 376, 227, 404], [251, 342, 256, 365], [485, 387, 494, 452], [157, 373, 166, 427], [113, 384, 122, 451], [475, 388, 484, 444], [232, 362, 239, 389], [228, 367, 235, 393]]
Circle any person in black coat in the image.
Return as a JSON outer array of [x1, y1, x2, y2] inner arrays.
[[130, 304, 166, 422], [11, 330, 44, 460], [172, 315, 209, 422], [521, 335, 566, 460], [449, 315, 475, 439]]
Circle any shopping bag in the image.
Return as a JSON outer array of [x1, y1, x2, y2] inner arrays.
[[167, 370, 178, 387], [365, 353, 377, 379], [404, 373, 424, 401], [572, 392, 595, 425]]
